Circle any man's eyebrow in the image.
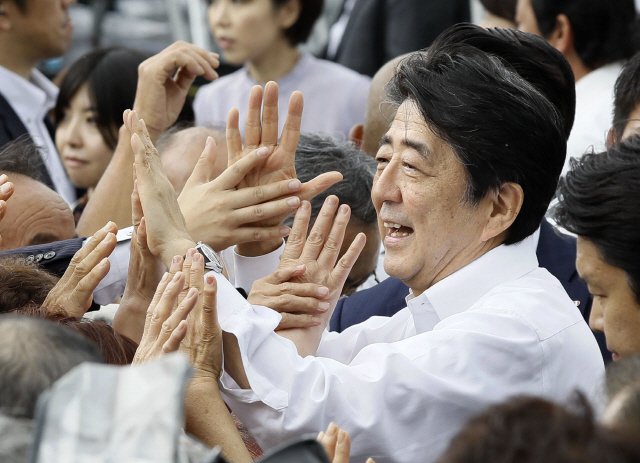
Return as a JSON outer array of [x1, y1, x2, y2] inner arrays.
[[378, 133, 430, 159]]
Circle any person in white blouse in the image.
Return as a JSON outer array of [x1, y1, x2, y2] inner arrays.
[[132, 28, 605, 463]]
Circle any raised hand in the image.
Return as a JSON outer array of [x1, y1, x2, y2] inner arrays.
[[43, 222, 118, 317], [132, 270, 199, 364], [125, 110, 196, 267], [114, 180, 165, 343], [178, 135, 304, 251], [133, 42, 219, 142], [227, 83, 343, 255], [318, 423, 357, 463], [248, 264, 330, 330]]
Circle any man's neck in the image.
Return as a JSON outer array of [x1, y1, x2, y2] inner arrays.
[[0, 42, 37, 80], [566, 51, 592, 83]]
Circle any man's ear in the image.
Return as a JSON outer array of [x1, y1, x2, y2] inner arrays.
[[349, 124, 364, 151], [481, 182, 524, 242], [278, 0, 301, 30], [546, 14, 573, 55]]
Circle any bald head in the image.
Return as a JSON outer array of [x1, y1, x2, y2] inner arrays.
[[361, 54, 410, 157], [0, 173, 75, 251], [159, 126, 228, 195]]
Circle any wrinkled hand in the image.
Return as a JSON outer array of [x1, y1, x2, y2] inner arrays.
[[133, 41, 219, 142], [0, 174, 14, 247], [248, 264, 330, 330], [227, 83, 343, 234], [114, 181, 165, 343], [179, 250, 223, 379], [263, 197, 366, 330], [132, 269, 199, 363], [43, 222, 117, 317], [178, 135, 303, 251], [126, 110, 196, 267]]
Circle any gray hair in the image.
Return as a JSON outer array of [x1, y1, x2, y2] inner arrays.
[[287, 133, 377, 227], [0, 135, 47, 183], [0, 315, 103, 418]]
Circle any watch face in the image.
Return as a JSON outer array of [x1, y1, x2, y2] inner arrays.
[[196, 243, 224, 272]]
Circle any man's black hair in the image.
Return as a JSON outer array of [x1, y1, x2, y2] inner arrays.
[[553, 135, 640, 302], [530, 0, 638, 69], [387, 31, 565, 244]]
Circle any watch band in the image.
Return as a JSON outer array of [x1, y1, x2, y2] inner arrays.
[[194, 241, 224, 273]]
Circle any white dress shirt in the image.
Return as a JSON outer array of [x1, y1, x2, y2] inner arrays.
[[0, 65, 76, 204], [563, 62, 623, 175], [212, 234, 604, 463]]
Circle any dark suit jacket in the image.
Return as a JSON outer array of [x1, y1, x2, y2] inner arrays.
[[331, 219, 611, 361], [0, 91, 56, 190], [328, 0, 470, 77]]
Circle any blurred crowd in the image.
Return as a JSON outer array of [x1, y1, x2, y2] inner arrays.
[[1, 0, 640, 462]]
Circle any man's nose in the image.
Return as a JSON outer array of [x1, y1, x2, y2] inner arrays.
[[589, 300, 604, 332]]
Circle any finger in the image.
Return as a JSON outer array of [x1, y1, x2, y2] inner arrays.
[[0, 201, 7, 223], [201, 274, 218, 339], [214, 146, 270, 190], [300, 196, 339, 262], [297, 172, 344, 202], [226, 108, 243, 165], [276, 312, 322, 330], [168, 255, 184, 279], [317, 204, 351, 270], [333, 430, 351, 463], [142, 272, 171, 341], [147, 271, 186, 339], [158, 287, 198, 349], [190, 252, 205, 294], [321, 423, 339, 462], [161, 320, 188, 354], [244, 85, 264, 150], [231, 225, 291, 245], [280, 201, 311, 261], [183, 136, 218, 189], [69, 257, 111, 315], [277, 91, 303, 160], [261, 81, 279, 148], [234, 196, 300, 226], [331, 233, 367, 290], [136, 217, 151, 254], [265, 264, 306, 284], [224, 178, 302, 210], [0, 174, 14, 201], [255, 293, 330, 314]]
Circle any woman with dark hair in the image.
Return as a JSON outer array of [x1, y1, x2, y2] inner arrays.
[[194, 0, 371, 139], [53, 47, 150, 221]]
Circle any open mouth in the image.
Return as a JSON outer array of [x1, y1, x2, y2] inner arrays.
[[383, 222, 414, 237]]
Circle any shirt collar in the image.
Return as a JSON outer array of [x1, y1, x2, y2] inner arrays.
[[0, 66, 59, 122], [406, 233, 539, 332]]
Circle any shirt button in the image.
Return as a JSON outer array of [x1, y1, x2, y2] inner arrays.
[[34, 254, 44, 263], [26, 255, 35, 263], [44, 251, 56, 259]]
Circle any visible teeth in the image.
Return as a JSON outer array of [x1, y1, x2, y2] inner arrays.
[[383, 222, 403, 229], [389, 231, 410, 237]]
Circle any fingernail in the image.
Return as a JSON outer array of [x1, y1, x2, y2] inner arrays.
[[312, 316, 322, 325], [328, 422, 337, 434], [187, 248, 196, 257], [300, 201, 310, 210], [317, 286, 329, 297], [205, 136, 213, 148], [326, 196, 336, 206], [102, 221, 113, 231], [318, 302, 330, 312], [296, 264, 305, 272], [0, 183, 10, 194], [100, 257, 109, 267], [188, 287, 198, 298], [193, 253, 201, 262], [257, 147, 269, 157], [173, 271, 182, 282], [288, 179, 301, 190], [206, 275, 215, 285], [161, 272, 169, 283], [287, 197, 299, 207], [340, 205, 349, 215], [280, 226, 290, 236], [0, 174, 7, 183], [172, 256, 181, 264], [338, 430, 346, 443]]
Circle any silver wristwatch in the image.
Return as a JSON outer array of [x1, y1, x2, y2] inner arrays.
[[194, 241, 224, 273]]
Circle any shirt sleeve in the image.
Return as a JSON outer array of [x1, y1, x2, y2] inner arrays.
[[92, 233, 131, 306], [230, 241, 284, 293]]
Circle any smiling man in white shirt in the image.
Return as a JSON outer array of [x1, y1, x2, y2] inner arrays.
[[132, 27, 605, 463], [0, 0, 77, 204]]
